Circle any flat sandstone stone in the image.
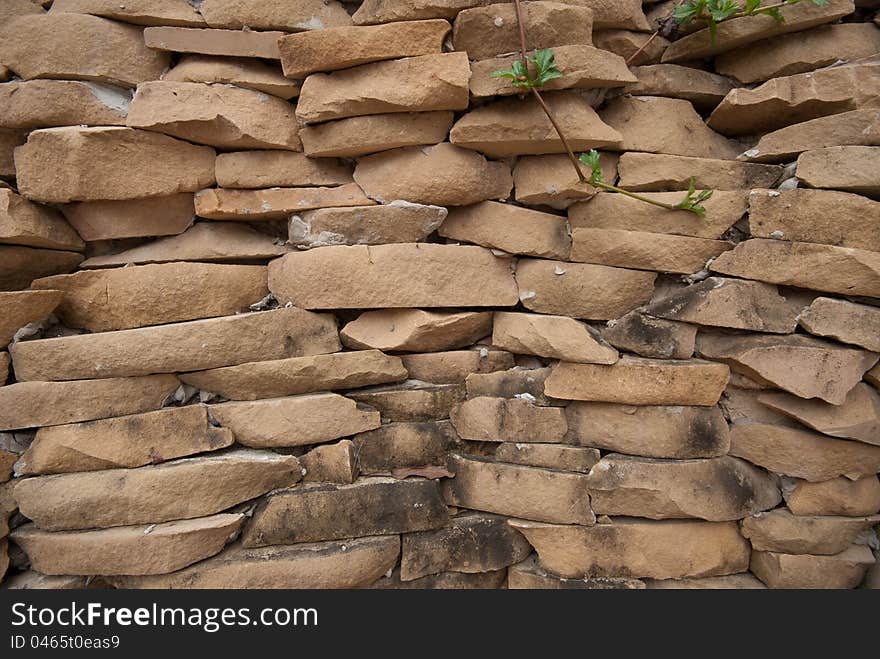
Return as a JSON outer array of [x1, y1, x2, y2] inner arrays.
[[616, 153, 782, 192], [0, 189, 83, 252], [144, 27, 286, 59], [627, 64, 735, 112], [492, 311, 618, 364], [341, 309, 492, 352], [163, 56, 300, 100], [300, 112, 454, 158], [601, 311, 697, 360], [741, 508, 879, 555], [347, 381, 466, 422], [799, 297, 880, 353], [785, 476, 880, 517], [61, 195, 196, 241], [0, 247, 83, 291], [194, 184, 375, 221], [401, 350, 514, 384], [751, 545, 875, 589], [301, 440, 358, 484], [215, 151, 351, 189], [49, 0, 206, 27], [0, 79, 129, 129], [197, 0, 352, 31], [450, 397, 568, 443], [797, 146, 880, 196], [0, 290, 63, 347], [352, 420, 462, 474]]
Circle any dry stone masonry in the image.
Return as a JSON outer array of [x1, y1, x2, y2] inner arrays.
[[0, 0, 878, 590]]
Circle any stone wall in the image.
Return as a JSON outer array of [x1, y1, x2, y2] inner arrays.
[[0, 0, 879, 590]]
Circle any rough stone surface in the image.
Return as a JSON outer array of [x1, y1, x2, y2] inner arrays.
[[510, 518, 750, 579], [209, 394, 381, 448], [243, 478, 448, 547], [144, 27, 285, 59], [617, 153, 782, 192], [450, 396, 568, 443], [566, 402, 730, 459], [215, 151, 352, 189], [126, 81, 301, 151], [348, 382, 466, 422], [61, 195, 195, 241], [352, 420, 461, 474], [354, 143, 512, 206], [508, 556, 646, 589], [0, 290, 63, 347], [301, 112, 454, 158], [401, 350, 514, 384], [296, 53, 470, 125], [601, 311, 697, 360], [443, 454, 595, 525], [514, 258, 656, 321], [180, 350, 406, 401], [546, 357, 730, 406], [10, 308, 340, 381], [492, 312, 618, 364], [341, 309, 492, 353], [290, 203, 446, 248], [696, 333, 878, 405], [800, 297, 880, 353], [785, 476, 880, 517], [513, 152, 616, 209], [751, 546, 875, 589], [31, 263, 268, 331], [16, 406, 233, 475], [729, 423, 880, 482], [0, 80, 129, 129], [593, 29, 670, 66], [198, 0, 352, 31], [495, 443, 600, 473], [49, 0, 206, 27], [11, 514, 243, 576], [301, 440, 358, 484], [14, 449, 301, 530], [741, 508, 879, 555], [164, 55, 299, 99], [269, 244, 518, 309], [194, 184, 374, 220], [14, 127, 216, 203], [439, 201, 571, 259], [628, 64, 735, 112], [0, 247, 83, 291], [797, 146, 880, 196], [0, 375, 179, 431]]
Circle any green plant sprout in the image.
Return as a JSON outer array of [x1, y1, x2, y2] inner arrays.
[[579, 151, 714, 217], [673, 0, 829, 40], [491, 48, 564, 89]]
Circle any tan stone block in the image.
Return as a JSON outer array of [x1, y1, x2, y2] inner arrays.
[[751, 545, 875, 589], [180, 350, 406, 401], [785, 476, 880, 517], [661, 0, 854, 62], [442, 454, 594, 524], [144, 27, 286, 59], [451, 396, 568, 443], [515, 258, 656, 320], [645, 277, 797, 333], [0, 0, 43, 23], [296, 53, 470, 125], [749, 189, 880, 252], [210, 394, 380, 448], [0, 375, 178, 431], [401, 350, 515, 384], [513, 153, 615, 210], [62, 195, 195, 241], [112, 536, 400, 589], [279, 19, 449, 78], [587, 454, 780, 521], [492, 311, 617, 364], [470, 45, 636, 98], [566, 402, 730, 459], [16, 406, 233, 476], [243, 478, 448, 546], [568, 190, 748, 238], [32, 263, 266, 331], [710, 239, 880, 298], [0, 13, 170, 87], [49, 0, 206, 26], [0, 290, 63, 347], [0, 129, 27, 178], [601, 311, 696, 360], [14, 449, 301, 531], [439, 201, 570, 259], [164, 55, 300, 100], [800, 298, 880, 354], [741, 508, 879, 555], [509, 556, 646, 589], [12, 514, 243, 576], [301, 112, 453, 158], [466, 366, 556, 404], [0, 80, 129, 129], [348, 382, 466, 422], [81, 222, 288, 267], [798, 145, 880, 196], [1, 190, 82, 252], [269, 243, 518, 309], [617, 153, 782, 192], [593, 29, 669, 66], [198, 0, 352, 31], [352, 420, 461, 474], [628, 64, 735, 112], [10, 308, 340, 382], [600, 96, 742, 160], [511, 518, 749, 579], [15, 127, 216, 203], [290, 202, 446, 248], [696, 333, 878, 405], [452, 3, 593, 60], [495, 443, 600, 473], [354, 143, 512, 206], [450, 91, 622, 158], [216, 151, 350, 189], [546, 357, 729, 406], [301, 440, 358, 484], [0, 247, 82, 291], [401, 512, 532, 581], [194, 184, 374, 220], [341, 309, 491, 352]]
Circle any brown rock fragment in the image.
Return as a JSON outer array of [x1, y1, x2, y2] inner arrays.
[[342, 309, 492, 352], [797, 145, 880, 196], [301, 112, 453, 158], [243, 478, 448, 547], [180, 350, 406, 401], [514, 258, 656, 321], [15, 405, 233, 476], [348, 382, 466, 422], [0, 290, 63, 347], [601, 311, 696, 360], [15, 127, 216, 203], [301, 440, 359, 484], [785, 476, 880, 516], [165, 55, 298, 99], [593, 30, 670, 66], [0, 375, 179, 431], [14, 449, 302, 531], [352, 420, 461, 474], [354, 143, 512, 206], [1, 189, 84, 251], [296, 53, 470, 125], [513, 153, 614, 209], [443, 454, 594, 525], [290, 203, 446, 248], [450, 397, 568, 443], [545, 357, 730, 406], [11, 515, 243, 576], [0, 247, 83, 291], [62, 195, 195, 241], [31, 263, 268, 331], [215, 151, 351, 189], [616, 153, 782, 192], [0, 129, 27, 178], [0, 80, 129, 129], [401, 350, 515, 384], [209, 394, 381, 448], [509, 557, 646, 589], [799, 298, 880, 353], [628, 64, 736, 112], [195, 184, 374, 221], [741, 508, 878, 555], [495, 443, 600, 473], [49, 0, 206, 27], [439, 201, 570, 259], [466, 367, 556, 405], [751, 546, 875, 589], [144, 27, 285, 59], [269, 244, 518, 309], [510, 518, 749, 579], [565, 402, 730, 459], [492, 312, 618, 364], [198, 0, 352, 31]]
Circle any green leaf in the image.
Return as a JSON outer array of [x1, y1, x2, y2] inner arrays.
[[673, 178, 713, 217], [708, 0, 740, 21], [491, 60, 533, 88], [744, 0, 762, 13], [530, 49, 563, 88], [673, 0, 705, 24], [578, 150, 604, 185], [765, 6, 784, 21]]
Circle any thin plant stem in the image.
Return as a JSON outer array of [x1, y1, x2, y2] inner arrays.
[[590, 180, 680, 210]]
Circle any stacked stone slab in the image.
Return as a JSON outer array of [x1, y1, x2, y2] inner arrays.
[[0, 0, 878, 590]]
